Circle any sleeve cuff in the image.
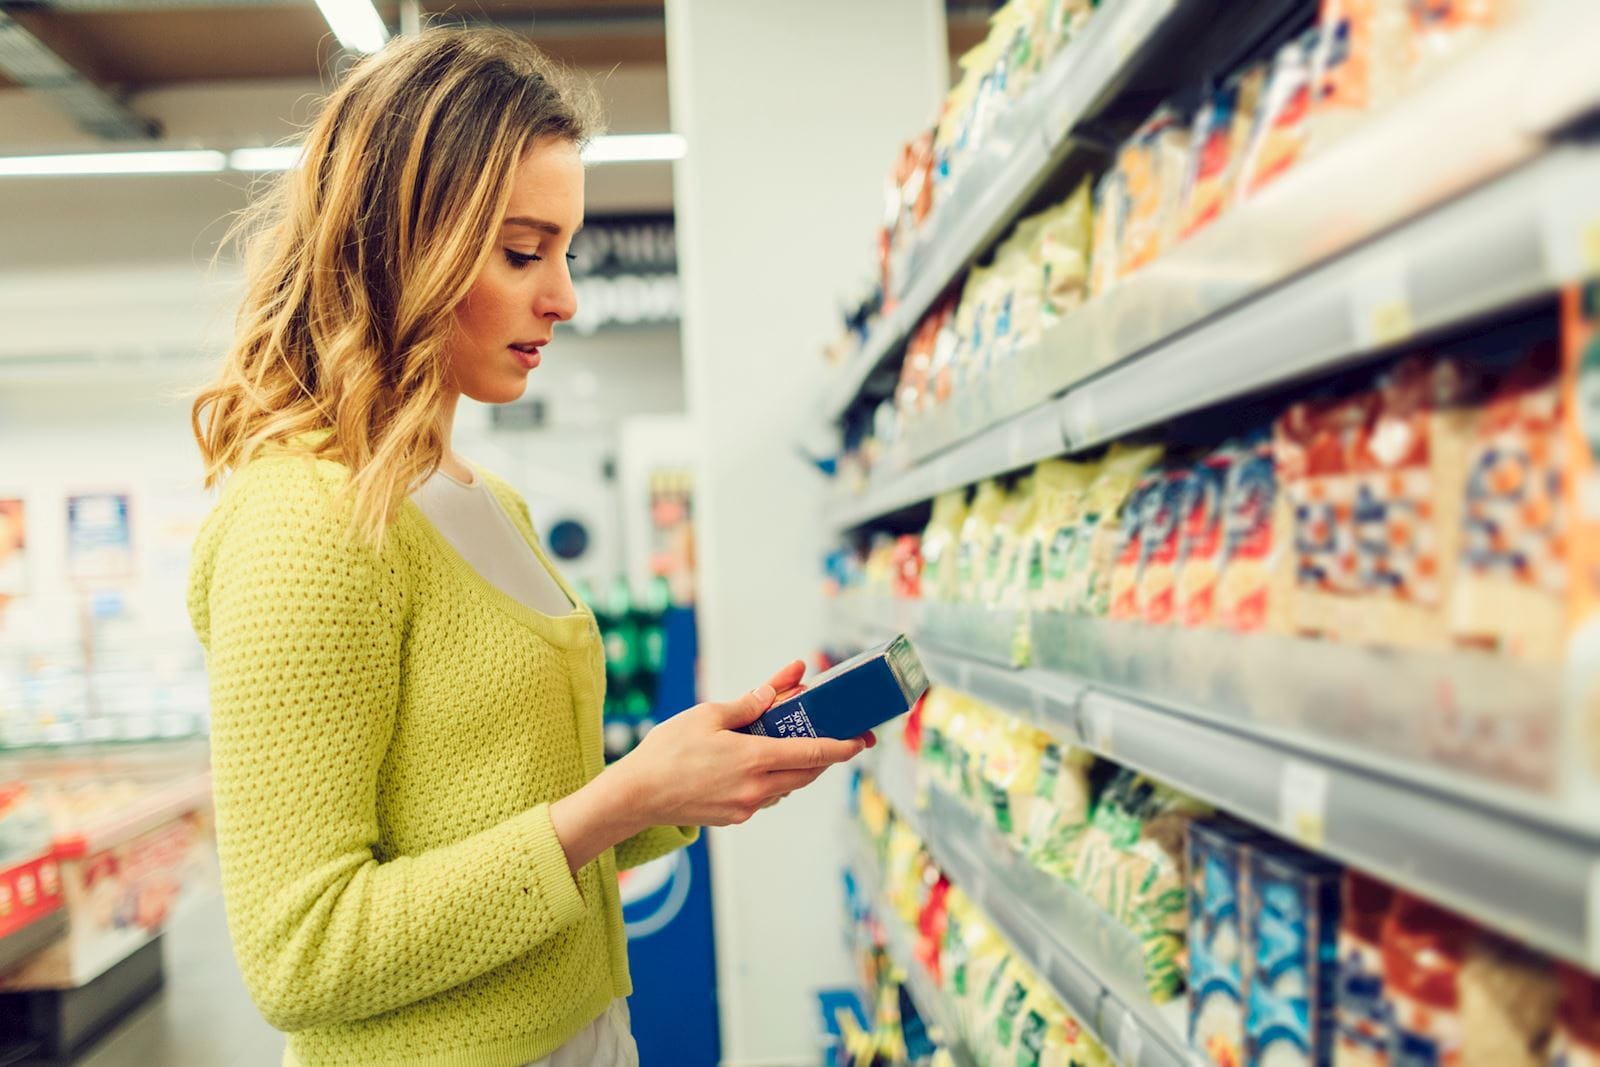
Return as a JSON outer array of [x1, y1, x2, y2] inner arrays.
[[517, 804, 587, 929]]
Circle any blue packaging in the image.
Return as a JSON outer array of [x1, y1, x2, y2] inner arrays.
[[1247, 848, 1343, 1067], [1189, 818, 1269, 1067], [739, 635, 928, 740]]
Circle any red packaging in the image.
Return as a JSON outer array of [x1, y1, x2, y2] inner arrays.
[[1551, 965, 1600, 1066], [1177, 447, 1235, 628], [1382, 892, 1471, 1067], [891, 535, 923, 600]]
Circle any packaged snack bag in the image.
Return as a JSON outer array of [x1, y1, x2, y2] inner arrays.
[[1041, 0, 1096, 60], [1033, 458, 1103, 612], [923, 490, 971, 602], [1026, 743, 1101, 880], [1217, 429, 1292, 633], [1246, 848, 1343, 1067], [1311, 0, 1413, 147], [1089, 166, 1129, 299], [1070, 444, 1167, 616], [981, 715, 1050, 843], [1239, 29, 1321, 201], [1549, 965, 1600, 1067], [1139, 463, 1194, 625], [1277, 394, 1378, 640], [984, 476, 1038, 608], [1353, 357, 1480, 649], [1039, 177, 1095, 323], [959, 481, 1009, 603], [1452, 339, 1566, 662], [1118, 106, 1193, 279], [1335, 871, 1396, 1067], [1109, 466, 1169, 621], [1409, 0, 1501, 87], [1382, 893, 1471, 1067], [1458, 930, 1558, 1067], [1074, 770, 1210, 1002], [891, 534, 923, 599], [1181, 65, 1269, 239], [1189, 818, 1272, 1067], [1179, 445, 1239, 628], [1561, 281, 1600, 782]]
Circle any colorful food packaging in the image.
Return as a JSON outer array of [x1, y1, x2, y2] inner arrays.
[[1409, 0, 1501, 87], [1382, 892, 1471, 1066], [1179, 444, 1241, 628], [1071, 444, 1167, 616], [1033, 458, 1103, 612], [1109, 465, 1173, 621], [1089, 167, 1130, 298], [1179, 67, 1266, 240], [1118, 106, 1193, 279], [923, 489, 971, 602], [1039, 177, 1095, 323], [1074, 770, 1209, 1001], [1459, 930, 1558, 1067], [1310, 0, 1413, 147], [1217, 429, 1292, 633], [1238, 29, 1321, 201], [891, 534, 923, 600], [1352, 356, 1479, 650], [1246, 847, 1343, 1067], [1549, 965, 1600, 1067], [1560, 281, 1600, 783], [1021, 739, 1097, 860], [1334, 871, 1396, 1067], [959, 480, 1010, 603], [1452, 339, 1566, 661], [984, 475, 1039, 609], [1189, 818, 1271, 1067], [1276, 394, 1377, 641]]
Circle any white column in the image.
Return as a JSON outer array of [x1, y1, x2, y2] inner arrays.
[[665, 2, 947, 1063]]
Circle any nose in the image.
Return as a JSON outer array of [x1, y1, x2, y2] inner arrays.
[[535, 259, 578, 324]]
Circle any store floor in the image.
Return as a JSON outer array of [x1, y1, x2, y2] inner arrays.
[[77, 895, 282, 1067]]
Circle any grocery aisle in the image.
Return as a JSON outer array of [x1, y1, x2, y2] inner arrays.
[[74, 897, 279, 1067]]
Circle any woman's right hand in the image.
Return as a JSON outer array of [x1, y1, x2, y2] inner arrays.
[[612, 660, 868, 828]]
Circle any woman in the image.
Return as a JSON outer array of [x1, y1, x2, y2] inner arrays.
[[187, 27, 867, 1067]]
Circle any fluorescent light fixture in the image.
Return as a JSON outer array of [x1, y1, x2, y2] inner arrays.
[[582, 133, 687, 165], [0, 150, 227, 177], [229, 145, 305, 172], [313, 0, 389, 54]]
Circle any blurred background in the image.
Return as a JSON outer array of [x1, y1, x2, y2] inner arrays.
[[2, 0, 1600, 1065]]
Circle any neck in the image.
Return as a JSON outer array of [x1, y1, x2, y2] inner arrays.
[[436, 392, 471, 481]]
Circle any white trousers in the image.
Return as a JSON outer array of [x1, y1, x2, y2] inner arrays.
[[522, 998, 637, 1067]]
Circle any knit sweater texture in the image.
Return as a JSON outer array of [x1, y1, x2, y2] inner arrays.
[[187, 448, 696, 1067]]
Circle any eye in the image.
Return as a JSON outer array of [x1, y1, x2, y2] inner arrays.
[[565, 253, 577, 263], [504, 250, 541, 269]]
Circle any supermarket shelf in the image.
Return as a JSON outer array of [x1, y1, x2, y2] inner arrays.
[[870, 742, 1190, 1067], [889, 639, 1600, 972], [828, 140, 1600, 532], [847, 832, 980, 1067], [824, 0, 1600, 530], [51, 770, 211, 859], [815, 0, 1188, 425], [0, 909, 66, 978]]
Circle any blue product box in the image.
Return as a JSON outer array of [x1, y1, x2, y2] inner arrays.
[[1189, 818, 1269, 1067], [739, 635, 928, 740], [1247, 848, 1343, 1067]]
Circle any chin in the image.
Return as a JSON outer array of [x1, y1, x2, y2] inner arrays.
[[468, 377, 531, 406]]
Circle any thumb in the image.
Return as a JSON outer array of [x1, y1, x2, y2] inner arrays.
[[709, 683, 777, 730]]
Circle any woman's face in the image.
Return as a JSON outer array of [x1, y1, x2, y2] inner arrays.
[[447, 136, 585, 405]]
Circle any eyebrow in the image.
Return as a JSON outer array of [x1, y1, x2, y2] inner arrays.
[[502, 216, 582, 236]]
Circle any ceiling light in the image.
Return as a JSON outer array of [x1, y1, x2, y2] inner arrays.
[[0, 150, 228, 177], [582, 134, 687, 165], [229, 146, 305, 172], [313, 0, 389, 54]]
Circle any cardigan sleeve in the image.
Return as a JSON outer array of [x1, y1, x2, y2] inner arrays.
[[613, 825, 699, 870], [190, 459, 587, 1033]]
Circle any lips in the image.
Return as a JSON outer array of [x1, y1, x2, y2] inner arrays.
[[508, 341, 544, 370]]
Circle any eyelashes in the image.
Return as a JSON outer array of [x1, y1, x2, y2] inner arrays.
[[503, 250, 580, 269]]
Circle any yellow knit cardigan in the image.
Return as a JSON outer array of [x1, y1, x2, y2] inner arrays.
[[187, 449, 695, 1066]]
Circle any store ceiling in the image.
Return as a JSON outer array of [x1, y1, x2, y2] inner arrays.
[[0, 1, 990, 94]]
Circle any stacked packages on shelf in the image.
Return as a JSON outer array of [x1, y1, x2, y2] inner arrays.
[[903, 688, 1600, 1067], [833, 289, 1600, 786], [834, 0, 1516, 490], [854, 771, 1116, 1067]]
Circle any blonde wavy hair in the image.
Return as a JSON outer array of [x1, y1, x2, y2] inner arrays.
[[193, 27, 601, 543]]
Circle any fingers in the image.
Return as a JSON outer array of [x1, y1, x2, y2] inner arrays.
[[773, 684, 806, 704], [764, 767, 827, 794], [707, 683, 776, 730], [858, 730, 878, 749], [763, 660, 806, 695], [759, 735, 866, 771]]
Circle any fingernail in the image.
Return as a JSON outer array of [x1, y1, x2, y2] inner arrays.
[[754, 684, 775, 705]]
